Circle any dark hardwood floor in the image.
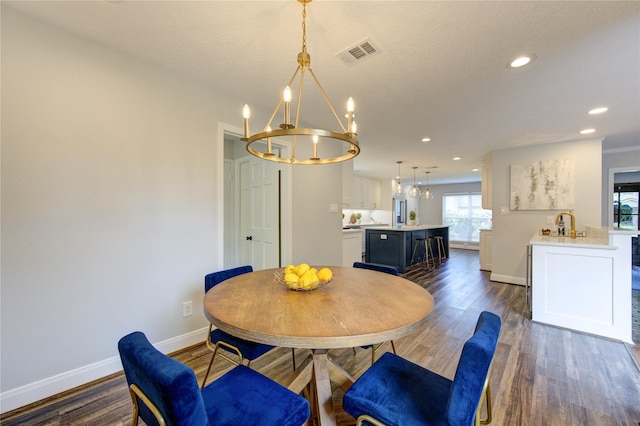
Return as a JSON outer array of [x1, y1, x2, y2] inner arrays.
[[2, 249, 640, 425]]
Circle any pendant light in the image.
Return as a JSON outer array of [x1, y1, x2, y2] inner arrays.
[[392, 161, 405, 197], [407, 166, 422, 198], [422, 171, 434, 200]]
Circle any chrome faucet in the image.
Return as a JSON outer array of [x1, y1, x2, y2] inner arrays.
[[555, 210, 576, 239]]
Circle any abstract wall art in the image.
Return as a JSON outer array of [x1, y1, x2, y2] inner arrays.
[[510, 159, 574, 210]]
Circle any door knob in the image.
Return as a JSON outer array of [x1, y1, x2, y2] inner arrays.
[[246, 236, 253, 241]]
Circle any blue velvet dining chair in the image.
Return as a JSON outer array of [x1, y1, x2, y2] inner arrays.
[[202, 265, 296, 388], [343, 311, 502, 426], [353, 262, 399, 364], [118, 331, 310, 426]]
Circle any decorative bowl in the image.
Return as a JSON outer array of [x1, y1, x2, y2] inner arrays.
[[274, 268, 331, 291]]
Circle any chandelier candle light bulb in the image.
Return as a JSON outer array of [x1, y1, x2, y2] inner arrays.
[[266, 125, 273, 156], [283, 86, 292, 127], [312, 135, 319, 160], [242, 104, 251, 138], [347, 97, 355, 133]]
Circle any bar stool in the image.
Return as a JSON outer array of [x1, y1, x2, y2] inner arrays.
[[433, 236, 447, 264], [411, 237, 434, 269]]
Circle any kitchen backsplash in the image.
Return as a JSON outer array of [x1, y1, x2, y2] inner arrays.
[[342, 209, 392, 226]]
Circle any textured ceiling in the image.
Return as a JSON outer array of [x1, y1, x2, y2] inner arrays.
[[5, 1, 640, 184]]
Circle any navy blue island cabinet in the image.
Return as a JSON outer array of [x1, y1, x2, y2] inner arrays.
[[364, 226, 449, 273]]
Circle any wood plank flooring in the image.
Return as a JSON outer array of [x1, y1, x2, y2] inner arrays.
[[2, 249, 640, 425]]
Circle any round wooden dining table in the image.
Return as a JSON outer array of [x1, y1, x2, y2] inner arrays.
[[203, 266, 434, 426]]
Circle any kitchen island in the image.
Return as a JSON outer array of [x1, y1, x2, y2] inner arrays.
[[365, 225, 449, 273], [529, 226, 637, 343]]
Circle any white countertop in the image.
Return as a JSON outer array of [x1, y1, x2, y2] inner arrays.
[[529, 226, 637, 249], [529, 233, 614, 249], [343, 223, 389, 228], [366, 224, 449, 231], [342, 228, 364, 234]]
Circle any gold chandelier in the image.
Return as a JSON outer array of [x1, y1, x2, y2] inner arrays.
[[241, 0, 360, 165]]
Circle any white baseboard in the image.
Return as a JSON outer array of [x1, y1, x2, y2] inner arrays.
[[0, 327, 208, 414], [490, 273, 526, 286], [450, 243, 479, 250]]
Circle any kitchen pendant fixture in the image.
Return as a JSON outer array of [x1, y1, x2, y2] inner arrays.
[[392, 161, 405, 197], [422, 171, 434, 200], [407, 166, 422, 199], [241, 0, 360, 165]]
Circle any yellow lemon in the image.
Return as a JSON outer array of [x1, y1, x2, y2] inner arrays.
[[284, 264, 296, 275], [299, 269, 318, 289], [284, 273, 299, 285], [318, 268, 333, 282], [295, 263, 310, 277]]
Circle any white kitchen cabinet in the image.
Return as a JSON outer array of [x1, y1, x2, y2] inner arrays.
[[342, 230, 363, 267], [479, 229, 492, 271], [530, 227, 635, 343], [352, 176, 381, 209]]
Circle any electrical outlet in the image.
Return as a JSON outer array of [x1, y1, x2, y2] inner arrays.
[[547, 216, 554, 224], [182, 301, 193, 317]]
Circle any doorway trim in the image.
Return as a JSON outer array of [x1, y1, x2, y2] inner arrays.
[[608, 165, 640, 227], [217, 122, 293, 270]]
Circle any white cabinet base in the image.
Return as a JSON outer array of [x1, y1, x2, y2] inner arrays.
[[531, 229, 634, 343], [342, 231, 363, 267]]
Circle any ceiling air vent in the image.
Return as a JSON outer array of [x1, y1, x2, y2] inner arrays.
[[337, 38, 380, 65]]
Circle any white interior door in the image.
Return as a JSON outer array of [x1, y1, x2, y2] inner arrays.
[[239, 156, 279, 270]]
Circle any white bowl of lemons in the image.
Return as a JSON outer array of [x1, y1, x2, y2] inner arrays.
[[276, 263, 333, 291]]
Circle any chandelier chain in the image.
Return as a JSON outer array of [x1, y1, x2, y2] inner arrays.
[[301, 2, 307, 54]]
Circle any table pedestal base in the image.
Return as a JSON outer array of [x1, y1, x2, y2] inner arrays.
[[283, 350, 356, 426]]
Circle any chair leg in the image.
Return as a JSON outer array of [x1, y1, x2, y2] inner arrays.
[[410, 241, 421, 265], [426, 239, 435, 269], [479, 382, 493, 424], [371, 341, 396, 365], [202, 339, 244, 389], [201, 351, 216, 389], [475, 376, 493, 425]]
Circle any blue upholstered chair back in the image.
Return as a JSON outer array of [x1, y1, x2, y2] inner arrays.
[[118, 331, 209, 426], [353, 262, 398, 276], [446, 311, 501, 425], [205, 265, 253, 292]]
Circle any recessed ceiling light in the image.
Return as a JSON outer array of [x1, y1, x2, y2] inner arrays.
[[588, 107, 608, 115], [421, 137, 431, 142], [509, 55, 536, 68], [472, 168, 479, 172], [580, 128, 596, 134], [453, 157, 461, 161]]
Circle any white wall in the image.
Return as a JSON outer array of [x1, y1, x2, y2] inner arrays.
[[292, 162, 344, 266], [0, 7, 342, 411], [490, 139, 602, 285]]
